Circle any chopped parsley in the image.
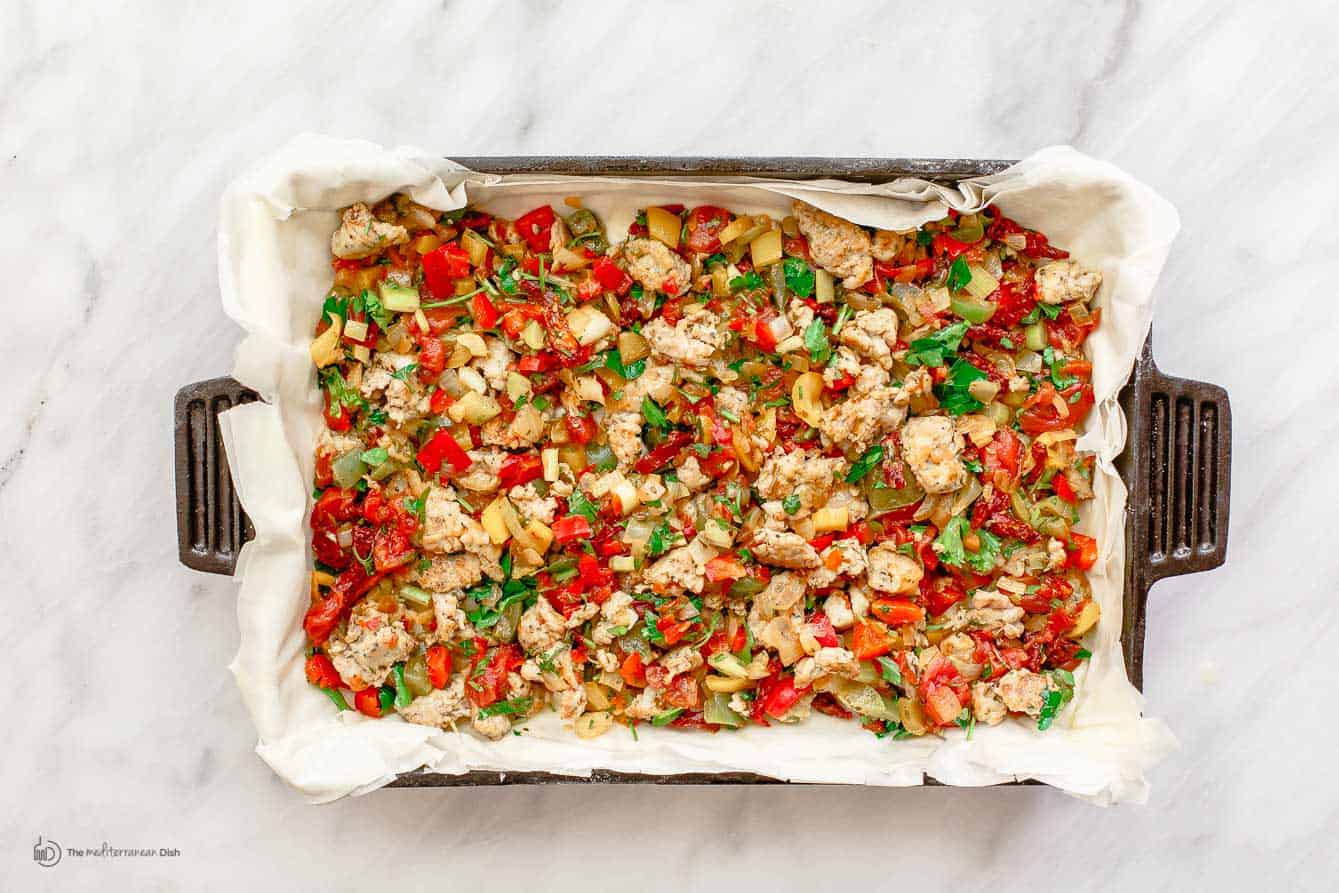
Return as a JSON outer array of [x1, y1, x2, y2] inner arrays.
[[803, 318, 830, 365], [876, 656, 903, 687], [641, 396, 669, 429], [567, 489, 599, 524], [391, 363, 419, 382], [729, 270, 766, 292], [477, 697, 532, 719], [782, 494, 802, 515], [606, 348, 646, 381], [782, 256, 815, 298], [359, 447, 389, 467], [936, 358, 988, 415], [651, 708, 684, 727], [845, 444, 884, 483], [947, 256, 972, 292], [905, 320, 969, 367]]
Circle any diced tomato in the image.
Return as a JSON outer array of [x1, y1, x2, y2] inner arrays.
[[372, 526, 414, 572], [806, 613, 840, 648], [421, 304, 468, 334], [576, 554, 614, 590], [851, 619, 896, 659], [421, 242, 473, 298], [416, 429, 473, 474], [500, 304, 546, 340], [683, 205, 732, 253], [663, 674, 702, 710], [1067, 532, 1099, 571], [981, 428, 1024, 487], [564, 413, 597, 445], [1018, 382, 1095, 436], [698, 448, 737, 478], [870, 598, 926, 626], [1046, 306, 1101, 352], [466, 644, 523, 708], [323, 390, 353, 432], [314, 451, 334, 489], [429, 388, 454, 415], [783, 235, 810, 260], [416, 336, 446, 381], [918, 655, 966, 726], [425, 643, 451, 689], [514, 205, 556, 252], [516, 352, 556, 374], [498, 454, 543, 490], [304, 563, 383, 644], [874, 258, 934, 286], [757, 676, 806, 720], [808, 533, 836, 553], [354, 687, 383, 718], [471, 292, 500, 329], [551, 514, 593, 546], [620, 652, 647, 688], [305, 653, 343, 689], [990, 278, 1037, 329], [311, 487, 360, 530]]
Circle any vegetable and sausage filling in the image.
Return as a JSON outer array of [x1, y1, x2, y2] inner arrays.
[[304, 192, 1105, 741]]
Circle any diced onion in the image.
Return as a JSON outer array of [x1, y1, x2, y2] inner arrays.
[[456, 332, 488, 357], [447, 390, 500, 424], [791, 372, 824, 427], [457, 366, 487, 394], [542, 448, 560, 482], [577, 376, 606, 405], [963, 265, 999, 300], [750, 229, 783, 268], [646, 207, 682, 248], [815, 269, 835, 304], [342, 319, 369, 342], [565, 306, 614, 346]]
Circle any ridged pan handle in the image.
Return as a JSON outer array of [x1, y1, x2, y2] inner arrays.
[[175, 377, 260, 574], [1115, 334, 1232, 688]]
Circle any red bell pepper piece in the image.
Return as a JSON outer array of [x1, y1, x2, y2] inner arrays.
[[757, 675, 806, 720], [551, 514, 592, 546], [517, 352, 557, 373], [656, 616, 694, 647], [922, 575, 967, 617], [805, 613, 840, 648], [322, 389, 353, 432], [422, 243, 472, 298], [514, 205, 556, 252], [304, 653, 343, 689], [471, 292, 500, 329], [498, 453, 543, 490], [683, 205, 732, 253], [620, 652, 647, 688], [1067, 532, 1099, 570], [416, 429, 473, 475], [1052, 472, 1077, 503], [703, 555, 747, 583], [851, 619, 896, 660], [592, 256, 633, 294], [465, 644, 523, 708], [633, 431, 694, 474], [425, 643, 451, 689], [870, 598, 926, 626]]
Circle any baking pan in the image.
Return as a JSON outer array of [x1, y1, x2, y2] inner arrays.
[[177, 157, 1231, 787]]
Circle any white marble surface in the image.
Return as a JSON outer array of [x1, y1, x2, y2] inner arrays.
[[3, 0, 1335, 888]]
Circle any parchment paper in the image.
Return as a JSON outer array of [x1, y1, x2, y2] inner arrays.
[[218, 134, 1180, 804]]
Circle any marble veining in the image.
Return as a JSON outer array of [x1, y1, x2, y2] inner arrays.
[[3, 0, 1336, 889]]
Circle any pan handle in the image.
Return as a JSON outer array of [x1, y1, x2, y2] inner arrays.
[[1117, 335, 1232, 585], [175, 377, 260, 575]]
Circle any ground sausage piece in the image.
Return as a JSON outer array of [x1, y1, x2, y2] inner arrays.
[[399, 678, 472, 729], [754, 449, 844, 515], [996, 669, 1052, 717], [838, 308, 900, 369], [1036, 259, 1102, 305], [327, 600, 417, 690], [865, 543, 923, 595], [415, 553, 484, 593], [518, 595, 568, 654], [792, 201, 873, 289], [623, 237, 692, 295], [751, 528, 821, 570], [901, 416, 968, 494], [642, 305, 724, 367], [605, 411, 645, 469], [331, 202, 409, 260], [643, 544, 714, 594], [870, 229, 909, 263], [971, 681, 1008, 726]]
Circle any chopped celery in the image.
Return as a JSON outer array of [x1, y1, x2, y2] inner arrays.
[[950, 294, 996, 324], [704, 691, 744, 727], [391, 665, 413, 710], [331, 450, 366, 489], [379, 281, 421, 312], [1025, 321, 1048, 351], [708, 652, 750, 679], [398, 584, 432, 607], [403, 653, 433, 697]]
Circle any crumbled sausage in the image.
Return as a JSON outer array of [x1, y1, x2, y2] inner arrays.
[[995, 669, 1052, 717], [605, 411, 645, 468], [754, 449, 844, 515], [792, 201, 872, 288], [1036, 259, 1102, 305], [331, 202, 409, 260], [870, 229, 909, 263], [865, 542, 923, 594], [623, 237, 692, 295], [517, 595, 567, 654], [415, 553, 483, 593], [327, 600, 417, 689], [901, 416, 968, 494], [399, 677, 471, 729], [837, 308, 900, 369], [642, 305, 724, 367], [751, 527, 820, 569]]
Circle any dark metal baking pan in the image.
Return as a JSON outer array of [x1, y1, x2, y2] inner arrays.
[[177, 157, 1230, 787]]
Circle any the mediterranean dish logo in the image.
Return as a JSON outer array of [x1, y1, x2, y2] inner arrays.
[[33, 836, 180, 866]]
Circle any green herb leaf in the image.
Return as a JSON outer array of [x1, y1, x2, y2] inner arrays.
[[965, 526, 1001, 573], [947, 257, 972, 293], [782, 494, 801, 515], [934, 516, 969, 567], [936, 359, 988, 415], [651, 708, 684, 727], [606, 349, 646, 381], [567, 489, 599, 524], [391, 363, 419, 382], [641, 396, 669, 429], [782, 256, 815, 298], [845, 444, 884, 483], [904, 320, 970, 367], [915, 230, 934, 247], [729, 271, 766, 292], [803, 318, 830, 365], [477, 697, 532, 719]]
